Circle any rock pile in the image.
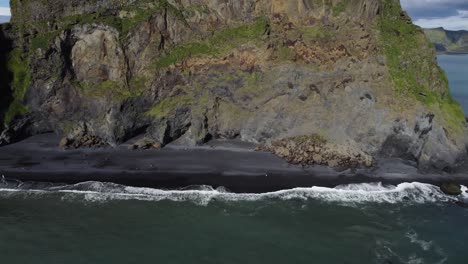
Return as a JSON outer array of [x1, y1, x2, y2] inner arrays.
[[129, 138, 162, 150], [59, 135, 107, 149], [259, 135, 373, 168]]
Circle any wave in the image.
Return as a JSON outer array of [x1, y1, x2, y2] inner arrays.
[[0, 180, 466, 205]]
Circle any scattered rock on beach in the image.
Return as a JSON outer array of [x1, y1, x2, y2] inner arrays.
[[129, 138, 162, 150], [59, 135, 107, 149], [440, 182, 462, 196], [258, 135, 373, 169], [59, 137, 71, 150]]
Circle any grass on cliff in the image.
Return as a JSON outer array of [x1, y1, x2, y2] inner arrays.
[[153, 17, 269, 69], [147, 93, 195, 118], [332, 1, 347, 16], [28, 0, 187, 51], [75, 79, 146, 101], [3, 48, 30, 125], [379, 0, 466, 134]]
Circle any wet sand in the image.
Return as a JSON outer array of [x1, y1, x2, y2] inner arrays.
[[0, 133, 467, 193]]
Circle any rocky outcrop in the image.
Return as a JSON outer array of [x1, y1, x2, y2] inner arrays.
[[440, 182, 462, 196], [259, 135, 373, 168], [0, 0, 467, 171], [59, 135, 108, 149], [129, 137, 162, 150]]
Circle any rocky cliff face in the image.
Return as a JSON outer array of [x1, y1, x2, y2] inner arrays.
[[0, 0, 467, 171]]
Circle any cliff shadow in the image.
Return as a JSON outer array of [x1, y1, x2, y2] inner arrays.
[[0, 24, 13, 130]]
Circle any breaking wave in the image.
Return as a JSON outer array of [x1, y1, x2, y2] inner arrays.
[[0, 180, 466, 206]]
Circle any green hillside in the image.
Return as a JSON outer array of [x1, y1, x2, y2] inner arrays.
[[424, 27, 468, 53]]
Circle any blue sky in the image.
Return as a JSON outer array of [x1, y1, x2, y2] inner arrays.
[[0, 1, 467, 30], [0, 0, 9, 16]]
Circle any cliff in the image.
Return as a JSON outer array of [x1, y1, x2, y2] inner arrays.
[[0, 0, 466, 171], [424, 27, 468, 53]]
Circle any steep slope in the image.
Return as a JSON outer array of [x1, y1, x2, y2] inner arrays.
[[424, 27, 468, 53], [0, 0, 466, 171]]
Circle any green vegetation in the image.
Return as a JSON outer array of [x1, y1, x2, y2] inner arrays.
[[75, 79, 145, 101], [31, 31, 56, 50], [153, 17, 269, 69], [379, 0, 434, 102], [4, 49, 30, 124], [379, 0, 466, 134], [299, 25, 331, 40], [147, 93, 195, 118], [424, 28, 468, 53], [153, 42, 215, 69], [332, 1, 347, 16], [26, 0, 188, 52]]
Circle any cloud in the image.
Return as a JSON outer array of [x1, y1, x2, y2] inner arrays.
[[0, 7, 9, 16], [414, 14, 468, 31], [401, 0, 468, 30]]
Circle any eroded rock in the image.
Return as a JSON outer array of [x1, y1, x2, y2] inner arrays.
[[59, 135, 107, 149], [71, 24, 127, 85], [129, 137, 162, 150], [259, 135, 373, 169]]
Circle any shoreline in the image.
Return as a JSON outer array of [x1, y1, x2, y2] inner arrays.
[[436, 51, 468, 55], [1, 133, 467, 193]]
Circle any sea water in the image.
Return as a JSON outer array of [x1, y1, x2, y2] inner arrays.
[[438, 54, 468, 114], [0, 181, 467, 264]]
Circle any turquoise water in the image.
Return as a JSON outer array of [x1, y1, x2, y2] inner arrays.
[[0, 182, 467, 264], [437, 54, 468, 114]]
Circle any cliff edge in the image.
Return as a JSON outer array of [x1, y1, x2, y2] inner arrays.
[[0, 0, 466, 171]]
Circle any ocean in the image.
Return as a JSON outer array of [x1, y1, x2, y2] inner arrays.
[[0, 55, 467, 264], [0, 181, 467, 264], [438, 54, 468, 114]]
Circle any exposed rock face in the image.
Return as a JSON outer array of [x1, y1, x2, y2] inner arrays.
[[0, 0, 467, 171], [71, 25, 127, 85]]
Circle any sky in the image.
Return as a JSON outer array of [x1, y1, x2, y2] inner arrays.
[[0, 1, 467, 30], [0, 0, 9, 16], [401, 0, 468, 30]]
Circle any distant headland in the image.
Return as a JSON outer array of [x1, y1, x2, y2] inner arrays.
[[424, 27, 468, 54]]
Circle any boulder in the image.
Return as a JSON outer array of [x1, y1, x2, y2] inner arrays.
[[59, 137, 71, 150], [59, 134, 107, 149], [440, 182, 462, 196], [129, 138, 162, 150]]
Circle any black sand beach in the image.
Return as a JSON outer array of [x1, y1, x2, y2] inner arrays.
[[0, 133, 467, 193]]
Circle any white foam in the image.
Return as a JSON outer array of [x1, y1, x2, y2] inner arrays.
[[0, 181, 463, 205], [461, 185, 468, 199], [406, 230, 433, 251]]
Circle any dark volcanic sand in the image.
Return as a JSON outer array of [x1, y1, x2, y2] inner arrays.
[[0, 133, 466, 193]]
